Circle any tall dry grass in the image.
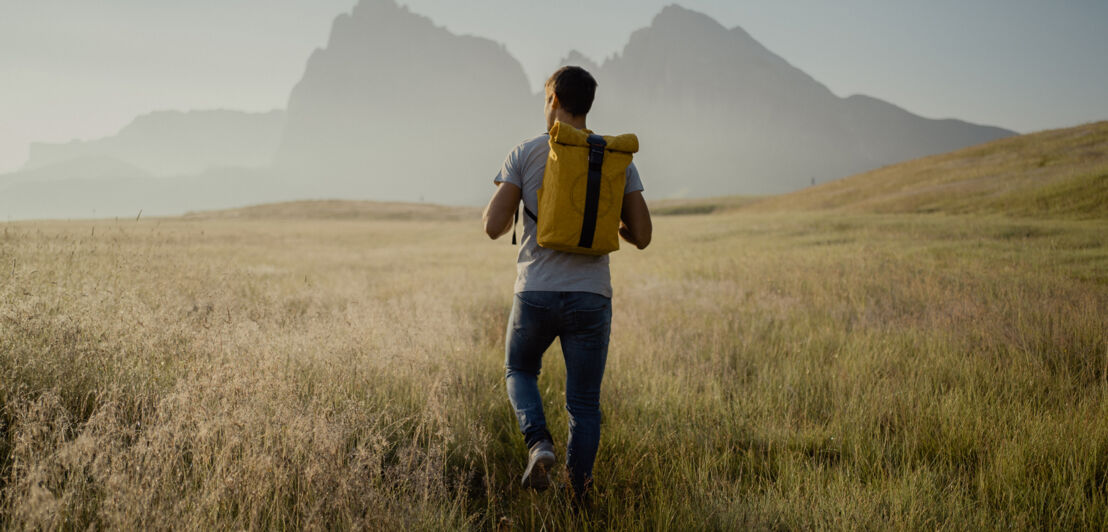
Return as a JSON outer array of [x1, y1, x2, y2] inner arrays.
[[1, 208, 1106, 529]]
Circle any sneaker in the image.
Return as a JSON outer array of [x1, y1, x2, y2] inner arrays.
[[521, 440, 555, 490]]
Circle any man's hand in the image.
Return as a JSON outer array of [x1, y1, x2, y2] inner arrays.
[[619, 191, 652, 249], [483, 182, 521, 239]]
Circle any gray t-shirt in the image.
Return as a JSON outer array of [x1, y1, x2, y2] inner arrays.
[[494, 133, 644, 298]]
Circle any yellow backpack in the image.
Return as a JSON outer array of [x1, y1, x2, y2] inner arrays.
[[527, 121, 638, 255]]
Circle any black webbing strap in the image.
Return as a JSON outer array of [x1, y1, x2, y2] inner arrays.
[[511, 205, 518, 245], [512, 202, 539, 245], [578, 134, 607, 248]]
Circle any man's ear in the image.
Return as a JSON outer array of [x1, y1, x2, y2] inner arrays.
[[549, 92, 561, 111]]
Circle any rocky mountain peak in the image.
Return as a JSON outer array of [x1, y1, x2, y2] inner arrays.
[[558, 50, 601, 75]]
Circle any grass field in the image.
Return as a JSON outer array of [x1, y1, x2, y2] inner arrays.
[[3, 122, 1108, 529], [2, 202, 1106, 529]]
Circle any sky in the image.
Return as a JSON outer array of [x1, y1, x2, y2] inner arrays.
[[1, 0, 1106, 174]]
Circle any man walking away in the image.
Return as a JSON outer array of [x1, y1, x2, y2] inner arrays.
[[482, 66, 652, 504]]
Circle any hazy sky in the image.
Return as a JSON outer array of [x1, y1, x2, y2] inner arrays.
[[2, 0, 1106, 174]]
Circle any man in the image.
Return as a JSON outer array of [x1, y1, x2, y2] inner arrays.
[[482, 66, 652, 502]]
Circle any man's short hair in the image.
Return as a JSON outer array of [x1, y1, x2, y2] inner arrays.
[[546, 66, 597, 116]]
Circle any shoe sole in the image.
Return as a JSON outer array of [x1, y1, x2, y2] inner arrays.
[[521, 451, 555, 491]]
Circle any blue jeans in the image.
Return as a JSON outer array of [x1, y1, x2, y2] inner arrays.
[[505, 290, 612, 496]]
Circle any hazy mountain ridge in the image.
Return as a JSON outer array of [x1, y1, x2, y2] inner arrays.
[[584, 5, 1014, 196], [23, 109, 285, 177], [1, 156, 150, 189], [274, 0, 1013, 201], [4, 0, 1023, 219]]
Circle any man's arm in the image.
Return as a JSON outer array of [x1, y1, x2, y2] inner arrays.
[[483, 182, 521, 239], [619, 190, 652, 249]]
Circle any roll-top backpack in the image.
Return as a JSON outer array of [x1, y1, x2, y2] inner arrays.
[[520, 121, 638, 256]]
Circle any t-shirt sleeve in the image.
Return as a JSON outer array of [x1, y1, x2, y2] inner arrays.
[[493, 145, 523, 188], [624, 161, 644, 194]]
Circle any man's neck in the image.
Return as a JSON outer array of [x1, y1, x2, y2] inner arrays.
[[559, 114, 587, 130]]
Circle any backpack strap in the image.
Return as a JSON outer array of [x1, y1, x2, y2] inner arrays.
[[578, 134, 607, 249], [511, 204, 518, 245], [511, 130, 550, 246], [512, 201, 539, 245]]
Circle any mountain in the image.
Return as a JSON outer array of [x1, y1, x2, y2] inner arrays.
[[274, 1, 1013, 203], [581, 5, 1015, 197], [2, 1, 1030, 220], [748, 121, 1108, 218], [24, 109, 285, 177], [273, 0, 536, 204]]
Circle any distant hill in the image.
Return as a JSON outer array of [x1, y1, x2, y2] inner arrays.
[[183, 199, 478, 221], [749, 121, 1108, 218], [581, 5, 1015, 197], [23, 109, 285, 176], [1, 109, 286, 220]]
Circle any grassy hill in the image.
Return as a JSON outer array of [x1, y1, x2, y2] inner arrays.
[[748, 120, 1108, 218]]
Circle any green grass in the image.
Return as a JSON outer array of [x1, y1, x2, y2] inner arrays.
[[1, 206, 1106, 529]]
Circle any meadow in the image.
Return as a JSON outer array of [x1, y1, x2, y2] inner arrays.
[[1, 195, 1106, 529]]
